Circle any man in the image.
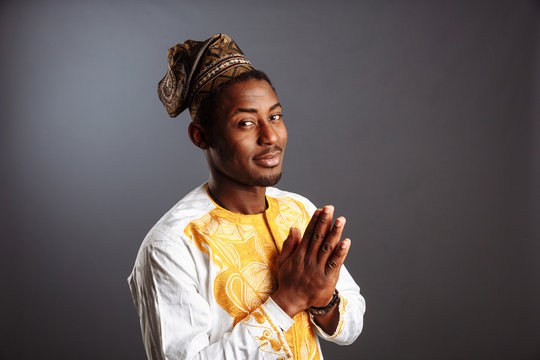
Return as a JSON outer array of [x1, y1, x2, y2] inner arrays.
[[128, 33, 365, 360]]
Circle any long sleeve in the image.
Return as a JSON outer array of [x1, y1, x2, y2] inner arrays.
[[308, 265, 365, 345], [128, 238, 296, 360]]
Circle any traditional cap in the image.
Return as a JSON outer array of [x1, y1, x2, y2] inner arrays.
[[157, 33, 255, 119]]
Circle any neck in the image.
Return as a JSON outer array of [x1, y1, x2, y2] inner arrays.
[[207, 175, 267, 215]]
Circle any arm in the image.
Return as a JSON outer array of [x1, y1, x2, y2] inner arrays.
[[128, 239, 294, 360]]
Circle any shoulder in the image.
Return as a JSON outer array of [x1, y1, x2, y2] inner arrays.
[[266, 186, 317, 215], [135, 183, 215, 259], [129, 184, 215, 290]]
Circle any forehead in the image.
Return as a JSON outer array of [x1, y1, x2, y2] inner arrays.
[[218, 79, 279, 114]]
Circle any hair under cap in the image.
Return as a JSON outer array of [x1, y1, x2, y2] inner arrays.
[[157, 33, 255, 120]]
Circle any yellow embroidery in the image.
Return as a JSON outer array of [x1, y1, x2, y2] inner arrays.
[[256, 330, 283, 352], [285, 312, 320, 360], [328, 295, 348, 339], [248, 310, 267, 325], [243, 308, 291, 359], [186, 211, 276, 324], [185, 196, 320, 359], [259, 306, 291, 358]]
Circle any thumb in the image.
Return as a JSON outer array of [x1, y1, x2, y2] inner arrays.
[[278, 227, 300, 266]]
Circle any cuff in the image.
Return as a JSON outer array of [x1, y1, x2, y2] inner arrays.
[[262, 297, 295, 332], [308, 294, 347, 339]]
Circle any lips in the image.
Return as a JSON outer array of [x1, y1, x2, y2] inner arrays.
[[253, 150, 282, 168]]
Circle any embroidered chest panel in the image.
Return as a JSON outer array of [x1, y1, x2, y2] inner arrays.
[[185, 196, 321, 359]]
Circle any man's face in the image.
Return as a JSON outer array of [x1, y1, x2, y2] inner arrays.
[[206, 78, 287, 187]]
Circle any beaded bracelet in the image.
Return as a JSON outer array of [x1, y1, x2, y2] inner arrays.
[[308, 290, 340, 315]]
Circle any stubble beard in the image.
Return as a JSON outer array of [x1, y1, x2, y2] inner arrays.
[[254, 172, 282, 187]]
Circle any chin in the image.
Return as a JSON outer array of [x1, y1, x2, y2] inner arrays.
[[253, 172, 282, 187]]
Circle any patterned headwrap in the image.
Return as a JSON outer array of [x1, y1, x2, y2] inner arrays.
[[157, 33, 255, 120]]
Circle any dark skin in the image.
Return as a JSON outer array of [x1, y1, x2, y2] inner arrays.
[[188, 79, 351, 334]]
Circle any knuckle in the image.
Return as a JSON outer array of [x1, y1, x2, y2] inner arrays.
[[328, 259, 338, 269], [321, 243, 332, 253], [319, 216, 328, 223], [313, 232, 323, 241]]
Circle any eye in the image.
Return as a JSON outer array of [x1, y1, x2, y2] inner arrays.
[[238, 120, 255, 128], [269, 114, 282, 121]]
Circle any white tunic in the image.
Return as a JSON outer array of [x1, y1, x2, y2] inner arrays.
[[128, 183, 365, 359]]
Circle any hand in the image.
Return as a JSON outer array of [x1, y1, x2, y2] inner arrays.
[[271, 205, 351, 318]]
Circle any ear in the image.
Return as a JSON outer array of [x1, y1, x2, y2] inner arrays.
[[188, 122, 210, 150]]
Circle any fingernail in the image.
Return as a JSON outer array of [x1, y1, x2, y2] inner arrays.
[[335, 217, 345, 227], [323, 205, 333, 214], [341, 239, 350, 249]]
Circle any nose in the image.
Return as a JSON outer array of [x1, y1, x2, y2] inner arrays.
[[258, 120, 278, 145]]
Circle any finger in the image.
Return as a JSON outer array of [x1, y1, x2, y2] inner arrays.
[[317, 216, 346, 264], [296, 209, 322, 254], [278, 227, 300, 266], [306, 205, 334, 261], [325, 238, 351, 277]]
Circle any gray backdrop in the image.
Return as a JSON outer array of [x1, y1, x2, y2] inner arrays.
[[2, 0, 539, 359]]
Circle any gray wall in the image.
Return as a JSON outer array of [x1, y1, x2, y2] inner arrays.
[[2, 0, 539, 359]]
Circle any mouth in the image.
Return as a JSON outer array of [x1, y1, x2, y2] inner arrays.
[[253, 150, 282, 168]]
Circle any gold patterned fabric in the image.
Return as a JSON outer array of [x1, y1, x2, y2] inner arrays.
[[157, 33, 255, 120]]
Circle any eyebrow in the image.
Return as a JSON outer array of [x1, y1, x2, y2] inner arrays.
[[234, 102, 282, 114]]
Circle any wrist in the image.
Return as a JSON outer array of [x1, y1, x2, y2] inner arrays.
[[271, 290, 304, 318], [309, 290, 340, 316], [311, 301, 340, 335]]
